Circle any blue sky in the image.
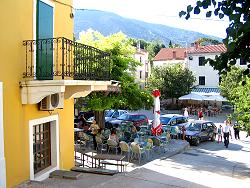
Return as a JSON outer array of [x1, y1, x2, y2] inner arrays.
[[73, 0, 229, 39]]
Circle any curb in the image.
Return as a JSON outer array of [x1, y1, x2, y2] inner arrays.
[[163, 142, 190, 159]]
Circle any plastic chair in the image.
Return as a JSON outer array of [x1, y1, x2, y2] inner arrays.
[[152, 137, 165, 153], [119, 141, 130, 161], [78, 132, 92, 148], [166, 131, 171, 143], [144, 139, 153, 160], [96, 136, 107, 153], [130, 142, 146, 164], [107, 139, 119, 155], [102, 129, 111, 140], [170, 126, 178, 139]]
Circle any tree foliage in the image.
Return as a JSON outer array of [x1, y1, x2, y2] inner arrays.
[[168, 40, 182, 48], [77, 29, 153, 112], [231, 78, 250, 135], [219, 66, 250, 135], [195, 37, 221, 46], [219, 66, 244, 100], [130, 38, 166, 61], [180, 0, 250, 77], [148, 64, 196, 100]]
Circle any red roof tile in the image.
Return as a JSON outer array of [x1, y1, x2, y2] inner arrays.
[[188, 44, 227, 54], [153, 48, 187, 61]]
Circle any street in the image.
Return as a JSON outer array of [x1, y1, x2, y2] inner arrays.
[[141, 132, 250, 188]]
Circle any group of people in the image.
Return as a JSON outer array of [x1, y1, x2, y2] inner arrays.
[[183, 104, 221, 119], [76, 114, 140, 150], [183, 107, 204, 120], [76, 114, 100, 150], [214, 119, 241, 148]]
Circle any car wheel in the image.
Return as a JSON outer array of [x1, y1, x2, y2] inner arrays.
[[194, 138, 200, 146]]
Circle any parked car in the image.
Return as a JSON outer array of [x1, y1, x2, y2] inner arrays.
[[106, 113, 149, 128], [105, 109, 128, 122], [160, 114, 189, 134], [185, 120, 216, 146], [86, 109, 128, 124]]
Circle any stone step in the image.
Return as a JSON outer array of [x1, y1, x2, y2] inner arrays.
[[49, 170, 82, 180], [71, 167, 119, 175]]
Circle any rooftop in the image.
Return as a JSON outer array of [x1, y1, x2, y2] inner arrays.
[[188, 44, 227, 54], [153, 48, 186, 61]]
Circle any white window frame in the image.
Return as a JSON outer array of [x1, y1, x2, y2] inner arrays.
[[29, 114, 59, 181], [0, 82, 6, 188]]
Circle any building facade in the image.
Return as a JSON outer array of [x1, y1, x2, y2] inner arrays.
[[134, 48, 150, 89], [187, 43, 248, 88], [0, 1, 113, 187], [152, 48, 187, 68]]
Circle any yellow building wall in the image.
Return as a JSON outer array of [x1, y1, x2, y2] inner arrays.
[[0, 0, 74, 187]]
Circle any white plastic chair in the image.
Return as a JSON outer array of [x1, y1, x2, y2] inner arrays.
[[107, 139, 119, 155], [130, 142, 146, 164], [119, 141, 130, 161], [96, 136, 107, 153]]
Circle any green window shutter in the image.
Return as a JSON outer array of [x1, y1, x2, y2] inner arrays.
[[36, 0, 53, 80]]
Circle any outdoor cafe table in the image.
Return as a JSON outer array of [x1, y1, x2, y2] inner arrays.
[[93, 154, 126, 172]]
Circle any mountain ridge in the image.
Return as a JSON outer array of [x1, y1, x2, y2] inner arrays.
[[74, 9, 221, 46]]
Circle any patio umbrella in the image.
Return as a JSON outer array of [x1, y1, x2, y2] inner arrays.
[[179, 93, 206, 101], [205, 95, 227, 102], [151, 89, 162, 136]]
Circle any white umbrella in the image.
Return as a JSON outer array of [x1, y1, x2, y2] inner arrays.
[[205, 95, 227, 102], [179, 93, 206, 101], [151, 89, 162, 136]]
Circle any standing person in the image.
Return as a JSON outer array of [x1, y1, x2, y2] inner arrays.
[[223, 120, 231, 148], [198, 108, 203, 120], [233, 122, 240, 140], [213, 126, 218, 140], [89, 119, 100, 150], [181, 125, 186, 140], [217, 125, 223, 143], [184, 108, 189, 117], [77, 114, 87, 129]]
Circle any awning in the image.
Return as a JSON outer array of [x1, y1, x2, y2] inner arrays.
[[191, 87, 220, 96]]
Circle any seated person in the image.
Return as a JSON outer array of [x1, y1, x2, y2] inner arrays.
[[108, 128, 119, 143], [130, 126, 139, 142]]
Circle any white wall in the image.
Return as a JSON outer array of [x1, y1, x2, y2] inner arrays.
[[0, 82, 6, 188], [188, 53, 220, 87], [153, 59, 185, 67], [235, 59, 248, 68], [134, 50, 149, 89]]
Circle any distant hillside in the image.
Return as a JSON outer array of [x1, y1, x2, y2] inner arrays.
[[74, 9, 221, 46]]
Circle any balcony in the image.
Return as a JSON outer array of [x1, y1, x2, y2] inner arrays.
[[22, 37, 110, 80], [20, 37, 118, 104]]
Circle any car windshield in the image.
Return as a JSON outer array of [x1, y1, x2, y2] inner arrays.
[[160, 117, 171, 124], [105, 110, 114, 117], [187, 123, 201, 131]]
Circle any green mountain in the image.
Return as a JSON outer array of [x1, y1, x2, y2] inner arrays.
[[74, 9, 221, 46]]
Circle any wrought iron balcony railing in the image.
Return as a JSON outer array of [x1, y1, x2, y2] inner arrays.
[[23, 37, 111, 80]]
